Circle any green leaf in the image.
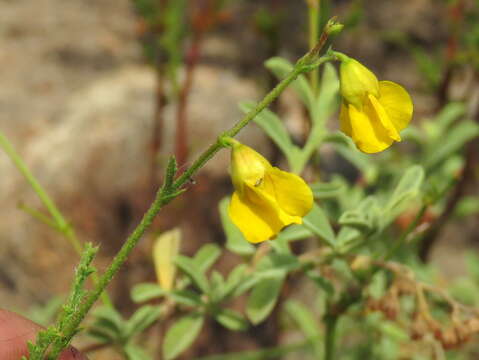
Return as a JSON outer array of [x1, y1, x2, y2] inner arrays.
[[193, 243, 221, 273], [268, 253, 301, 273], [449, 277, 479, 306], [306, 270, 334, 296], [87, 327, 117, 344], [88, 305, 124, 344], [124, 344, 152, 360], [214, 308, 249, 331], [454, 196, 479, 218], [175, 256, 210, 293], [368, 271, 388, 299], [265, 57, 315, 110], [435, 102, 466, 131], [125, 305, 163, 338], [338, 196, 380, 232], [210, 270, 226, 302], [195, 341, 309, 360], [302, 203, 336, 247], [338, 210, 372, 231], [161, 156, 178, 191], [223, 264, 247, 299], [163, 313, 204, 360], [91, 306, 124, 337], [310, 178, 346, 199], [131, 283, 166, 303], [285, 300, 321, 356], [466, 252, 479, 280], [313, 62, 339, 125], [169, 289, 203, 307], [246, 276, 284, 325], [290, 64, 339, 173], [384, 165, 424, 221], [336, 226, 362, 249], [239, 101, 297, 160], [219, 197, 255, 255], [326, 132, 378, 183], [276, 224, 313, 242], [379, 321, 409, 342], [426, 120, 479, 169]]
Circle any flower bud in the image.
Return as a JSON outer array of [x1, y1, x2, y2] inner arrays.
[[339, 57, 379, 109], [230, 141, 271, 196]]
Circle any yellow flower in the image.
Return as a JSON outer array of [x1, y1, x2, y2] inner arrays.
[[339, 57, 413, 153], [227, 140, 313, 243]]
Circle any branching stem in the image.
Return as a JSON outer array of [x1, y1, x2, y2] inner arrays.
[[25, 17, 343, 358]]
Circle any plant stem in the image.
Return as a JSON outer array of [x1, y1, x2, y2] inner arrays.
[[0, 131, 82, 253], [173, 63, 306, 188], [324, 313, 338, 360], [383, 204, 427, 261], [0, 131, 112, 307], [175, 30, 203, 166], [308, 0, 320, 94], [45, 187, 169, 359], [30, 19, 342, 356], [49, 54, 307, 358]]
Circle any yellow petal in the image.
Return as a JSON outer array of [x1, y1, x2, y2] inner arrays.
[[368, 94, 401, 141], [378, 81, 413, 132], [339, 102, 352, 136], [228, 185, 301, 243], [230, 142, 272, 196], [266, 167, 313, 217], [348, 103, 394, 153], [340, 58, 379, 109]]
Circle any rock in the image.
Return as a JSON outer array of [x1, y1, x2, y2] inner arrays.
[[0, 63, 263, 309]]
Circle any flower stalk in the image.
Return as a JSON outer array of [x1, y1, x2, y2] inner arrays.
[[28, 18, 342, 359]]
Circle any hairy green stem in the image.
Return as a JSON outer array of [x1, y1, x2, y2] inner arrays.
[[324, 313, 338, 360], [45, 53, 311, 360], [173, 64, 306, 188], [0, 131, 112, 307], [308, 0, 320, 94], [29, 18, 343, 358], [0, 132, 82, 253]]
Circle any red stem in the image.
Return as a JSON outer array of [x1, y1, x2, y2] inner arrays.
[[174, 31, 203, 167]]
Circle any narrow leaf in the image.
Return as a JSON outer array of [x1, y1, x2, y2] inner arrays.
[[169, 289, 203, 307], [153, 228, 181, 291], [302, 203, 336, 247], [125, 305, 163, 338], [223, 264, 247, 299], [426, 120, 479, 169], [310, 178, 346, 199], [285, 300, 320, 336], [385, 165, 425, 221], [163, 313, 204, 360], [239, 101, 297, 160], [193, 244, 221, 273], [246, 276, 284, 325], [215, 308, 249, 331], [131, 283, 166, 303], [265, 57, 315, 109], [124, 344, 152, 360], [175, 256, 210, 293]]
